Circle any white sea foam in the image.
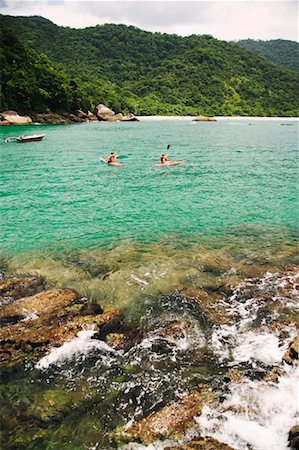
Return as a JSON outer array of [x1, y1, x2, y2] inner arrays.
[[232, 331, 285, 365], [196, 365, 299, 450], [35, 328, 115, 370]]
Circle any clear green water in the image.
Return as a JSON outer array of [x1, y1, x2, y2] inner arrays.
[[1, 119, 298, 254]]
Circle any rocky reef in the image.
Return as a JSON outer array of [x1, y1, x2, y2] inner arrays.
[[0, 252, 298, 449], [0, 103, 139, 126]]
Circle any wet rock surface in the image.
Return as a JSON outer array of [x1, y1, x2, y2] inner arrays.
[[0, 279, 124, 367], [0, 260, 298, 449], [283, 332, 299, 364], [165, 435, 234, 450], [120, 385, 215, 444], [0, 276, 45, 304]]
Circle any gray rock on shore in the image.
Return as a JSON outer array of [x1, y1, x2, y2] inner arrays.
[[192, 115, 217, 122], [96, 103, 139, 122], [0, 110, 32, 125]]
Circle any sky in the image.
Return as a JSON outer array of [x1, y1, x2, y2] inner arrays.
[[0, 0, 298, 41]]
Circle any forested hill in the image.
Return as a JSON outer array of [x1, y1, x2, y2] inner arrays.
[[0, 27, 88, 114], [236, 39, 299, 72], [1, 14, 299, 116]]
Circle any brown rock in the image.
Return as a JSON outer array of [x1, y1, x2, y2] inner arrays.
[[192, 116, 217, 122], [75, 109, 88, 119], [165, 435, 234, 450], [103, 113, 123, 122], [32, 113, 85, 124], [122, 113, 139, 122], [283, 333, 299, 364], [263, 367, 285, 383], [0, 288, 79, 321], [87, 110, 98, 121], [96, 103, 115, 120], [79, 302, 103, 316], [180, 288, 230, 325], [157, 321, 195, 340], [224, 369, 244, 384], [0, 277, 45, 302], [0, 111, 32, 125], [120, 385, 215, 444]]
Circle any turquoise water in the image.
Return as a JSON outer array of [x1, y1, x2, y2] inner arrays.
[[0, 119, 298, 253]]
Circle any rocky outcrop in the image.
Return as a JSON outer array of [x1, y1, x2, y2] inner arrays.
[[192, 116, 216, 122], [122, 113, 139, 122], [0, 282, 124, 366], [96, 103, 139, 122], [283, 332, 299, 364], [165, 436, 234, 450], [87, 110, 98, 121], [119, 385, 215, 444], [96, 103, 115, 121], [31, 113, 86, 124], [0, 110, 32, 125]]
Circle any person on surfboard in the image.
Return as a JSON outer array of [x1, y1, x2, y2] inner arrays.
[[160, 144, 170, 164], [107, 152, 118, 164]]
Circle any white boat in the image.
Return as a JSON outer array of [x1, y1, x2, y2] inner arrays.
[[4, 134, 45, 143]]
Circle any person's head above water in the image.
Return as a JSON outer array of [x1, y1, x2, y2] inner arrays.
[[167, 144, 170, 150]]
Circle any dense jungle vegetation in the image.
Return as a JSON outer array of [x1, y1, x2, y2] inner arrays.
[[236, 39, 299, 72], [1, 14, 299, 116], [0, 28, 89, 114]]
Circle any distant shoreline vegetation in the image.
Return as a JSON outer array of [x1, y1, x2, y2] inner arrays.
[[1, 15, 299, 118]]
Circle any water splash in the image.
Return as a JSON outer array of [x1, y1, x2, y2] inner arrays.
[[35, 328, 115, 370]]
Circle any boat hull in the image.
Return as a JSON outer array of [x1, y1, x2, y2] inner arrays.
[[17, 135, 45, 143]]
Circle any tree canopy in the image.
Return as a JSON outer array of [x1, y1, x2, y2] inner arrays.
[[1, 15, 298, 116]]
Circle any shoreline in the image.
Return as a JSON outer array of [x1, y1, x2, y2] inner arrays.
[[138, 115, 299, 121]]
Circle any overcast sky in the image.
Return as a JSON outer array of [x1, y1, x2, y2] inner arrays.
[[0, 0, 298, 41]]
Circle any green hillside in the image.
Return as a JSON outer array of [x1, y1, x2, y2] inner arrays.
[[236, 39, 299, 72], [1, 14, 299, 116], [0, 27, 90, 114]]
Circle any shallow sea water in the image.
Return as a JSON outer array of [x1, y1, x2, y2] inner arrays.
[[1, 119, 298, 253]]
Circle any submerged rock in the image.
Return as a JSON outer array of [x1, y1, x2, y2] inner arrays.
[[119, 384, 215, 444], [0, 276, 45, 304], [79, 302, 104, 316], [165, 435, 234, 450], [179, 288, 230, 326]]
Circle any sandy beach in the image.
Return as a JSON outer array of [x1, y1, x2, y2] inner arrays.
[[138, 115, 298, 121]]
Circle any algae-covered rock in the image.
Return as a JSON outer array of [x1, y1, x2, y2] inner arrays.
[[165, 435, 234, 450], [180, 288, 230, 325], [157, 321, 195, 340], [0, 276, 45, 303], [80, 302, 104, 315], [283, 333, 299, 364], [0, 288, 79, 321], [0, 289, 123, 366], [223, 368, 244, 384], [119, 384, 215, 444], [263, 366, 285, 383]]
